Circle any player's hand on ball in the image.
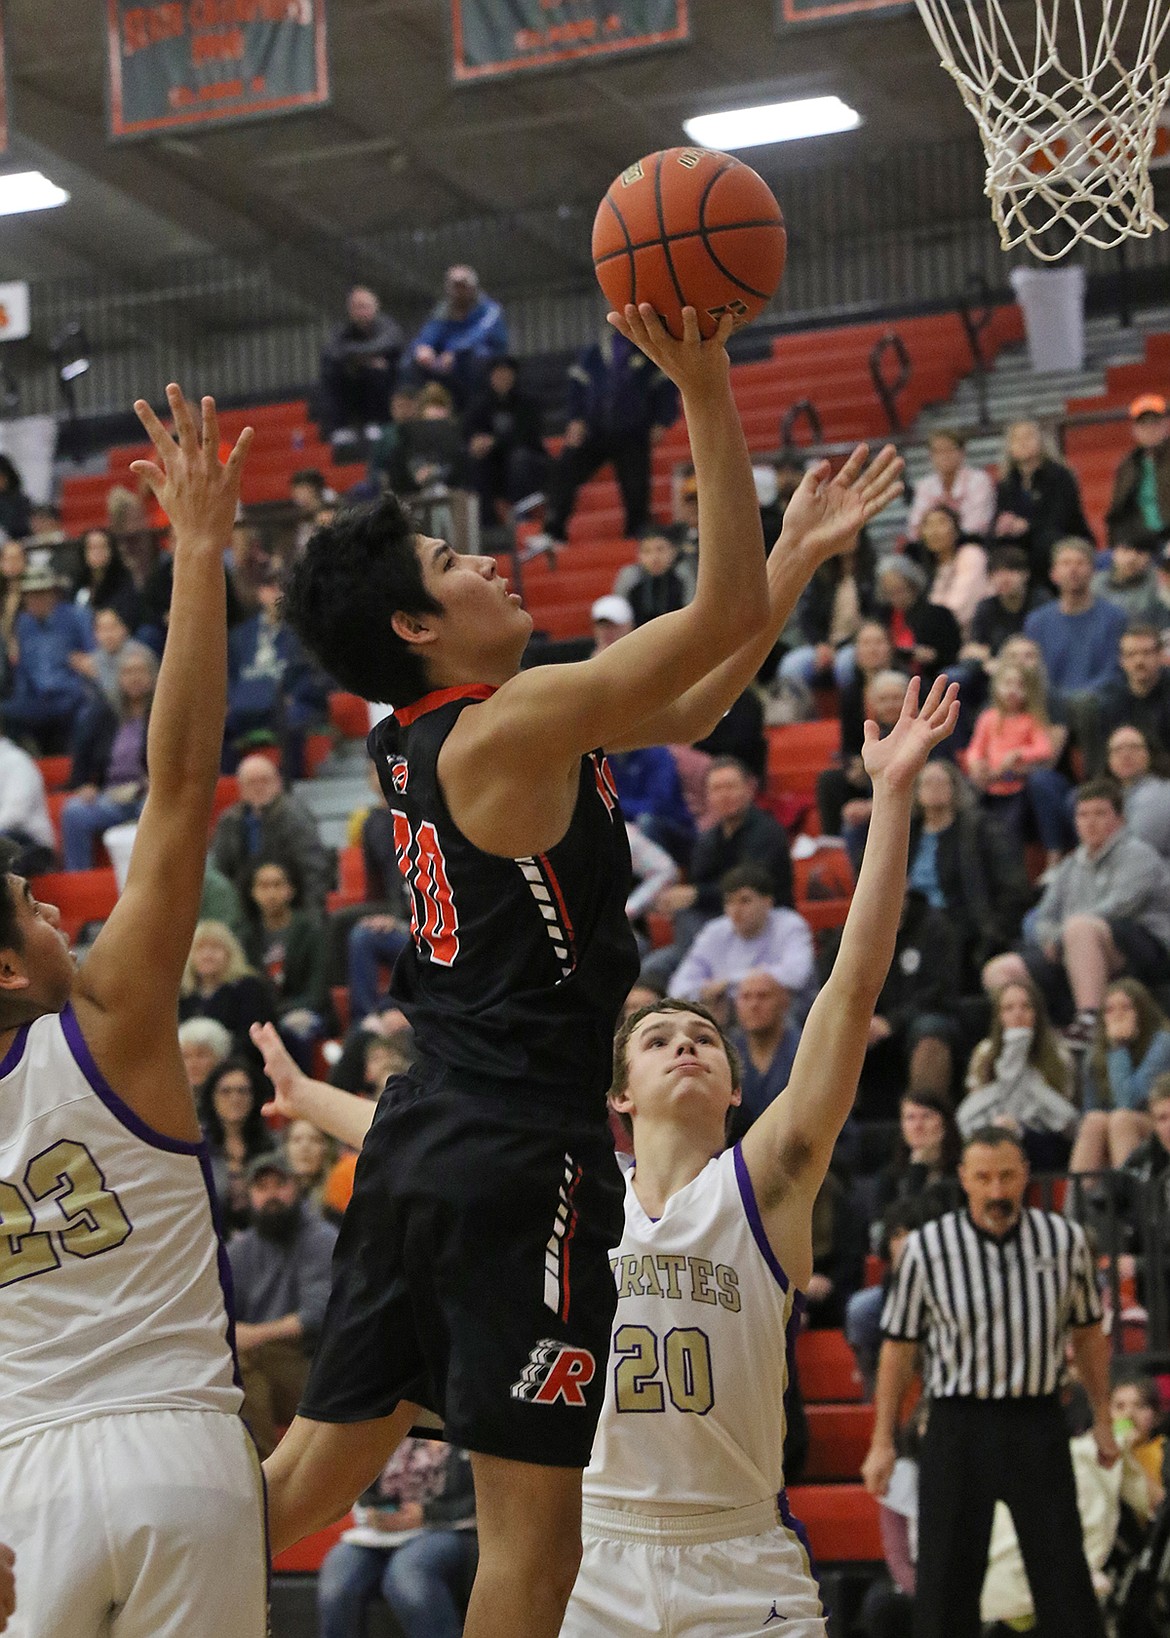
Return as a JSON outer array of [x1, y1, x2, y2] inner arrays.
[[861, 675, 960, 792], [0, 1543, 15, 1631], [250, 1021, 308, 1121], [131, 384, 252, 553], [607, 303, 733, 393], [778, 443, 904, 563]]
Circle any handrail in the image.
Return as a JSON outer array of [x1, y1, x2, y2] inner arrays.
[[957, 272, 995, 428], [779, 398, 823, 449], [869, 331, 912, 433]]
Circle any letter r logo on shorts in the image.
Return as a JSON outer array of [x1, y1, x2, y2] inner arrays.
[[510, 1339, 597, 1407]]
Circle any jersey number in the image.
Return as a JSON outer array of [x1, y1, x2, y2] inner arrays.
[[0, 1140, 132, 1290], [613, 1324, 714, 1415], [391, 811, 459, 966]]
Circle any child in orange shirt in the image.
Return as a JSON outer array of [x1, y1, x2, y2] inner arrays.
[[966, 659, 1067, 855]]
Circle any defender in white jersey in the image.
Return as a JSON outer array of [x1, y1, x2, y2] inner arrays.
[[0, 388, 266, 1638], [562, 673, 959, 1638]]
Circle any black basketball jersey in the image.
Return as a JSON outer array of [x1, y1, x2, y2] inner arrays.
[[369, 685, 639, 1115]]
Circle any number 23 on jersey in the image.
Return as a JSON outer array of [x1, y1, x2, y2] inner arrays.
[[0, 1139, 132, 1288]]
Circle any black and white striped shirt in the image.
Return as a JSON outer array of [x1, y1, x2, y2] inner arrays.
[[880, 1208, 1102, 1400]]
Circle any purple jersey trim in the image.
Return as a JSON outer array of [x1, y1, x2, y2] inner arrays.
[[733, 1142, 790, 1292], [197, 1146, 244, 1394], [778, 1484, 821, 1589], [0, 1021, 30, 1079], [60, 1003, 204, 1155]]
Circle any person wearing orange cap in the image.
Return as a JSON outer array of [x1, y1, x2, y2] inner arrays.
[[1107, 393, 1170, 547]]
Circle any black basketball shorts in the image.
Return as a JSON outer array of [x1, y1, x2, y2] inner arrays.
[[299, 1065, 623, 1468]]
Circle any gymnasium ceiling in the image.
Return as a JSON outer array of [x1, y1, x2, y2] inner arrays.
[[0, 0, 996, 303]]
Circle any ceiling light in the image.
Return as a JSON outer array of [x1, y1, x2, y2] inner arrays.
[[0, 172, 70, 218], [683, 97, 861, 151]]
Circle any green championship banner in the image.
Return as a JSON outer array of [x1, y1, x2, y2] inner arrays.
[[107, 0, 329, 140], [452, 0, 689, 82], [776, 0, 911, 26]]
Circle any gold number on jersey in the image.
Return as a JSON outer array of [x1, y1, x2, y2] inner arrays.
[[26, 1141, 132, 1260], [613, 1324, 714, 1415], [0, 1141, 132, 1289], [0, 1180, 60, 1288]]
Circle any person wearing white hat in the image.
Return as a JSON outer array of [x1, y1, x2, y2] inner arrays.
[[590, 594, 634, 652]]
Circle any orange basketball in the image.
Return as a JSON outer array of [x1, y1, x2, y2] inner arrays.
[[592, 147, 786, 339]]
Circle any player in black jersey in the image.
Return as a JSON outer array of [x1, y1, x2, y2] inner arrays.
[[266, 301, 903, 1638]]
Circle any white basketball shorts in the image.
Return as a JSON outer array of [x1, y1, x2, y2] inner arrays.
[[0, 1407, 268, 1638], [560, 1498, 827, 1638]]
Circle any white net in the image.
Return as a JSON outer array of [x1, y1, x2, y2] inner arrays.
[[913, 0, 1170, 258]]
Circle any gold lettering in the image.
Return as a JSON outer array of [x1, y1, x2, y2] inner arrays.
[[616, 1254, 641, 1299], [656, 1253, 685, 1299], [716, 1264, 741, 1312], [688, 1255, 717, 1305], [637, 1254, 663, 1299]]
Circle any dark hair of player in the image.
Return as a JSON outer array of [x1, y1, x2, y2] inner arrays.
[[282, 493, 442, 708], [0, 836, 24, 959]]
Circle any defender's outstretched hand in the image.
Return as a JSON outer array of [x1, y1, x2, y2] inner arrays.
[[779, 443, 904, 564], [861, 675, 959, 792], [131, 384, 252, 551], [606, 302, 734, 394], [251, 1021, 309, 1123]]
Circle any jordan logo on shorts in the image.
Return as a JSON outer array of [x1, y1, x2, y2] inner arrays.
[[510, 1339, 596, 1407], [764, 1603, 787, 1624]]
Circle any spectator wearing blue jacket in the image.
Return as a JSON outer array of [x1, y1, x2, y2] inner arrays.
[[225, 577, 328, 777], [404, 265, 508, 407], [4, 566, 92, 752], [609, 744, 695, 867], [537, 328, 679, 550]]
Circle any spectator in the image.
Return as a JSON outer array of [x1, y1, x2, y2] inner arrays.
[[289, 469, 332, 554], [806, 1169, 866, 1329], [382, 383, 466, 498], [624, 822, 679, 950], [618, 526, 692, 626], [179, 919, 277, 1053], [821, 890, 960, 1118], [1106, 393, 1170, 546], [907, 759, 1029, 984], [284, 1118, 338, 1215], [589, 592, 633, 653], [59, 641, 156, 871], [3, 566, 92, 752], [463, 354, 547, 526], [1070, 978, 1170, 1172], [911, 504, 990, 637], [993, 418, 1094, 581], [0, 538, 25, 651], [965, 656, 1070, 857], [316, 1440, 476, 1638], [72, 527, 141, 629], [77, 604, 134, 709], [778, 540, 876, 690], [0, 718, 55, 875], [1094, 621, 1170, 766], [846, 1199, 926, 1403], [1111, 1075, 1170, 1259], [1110, 1370, 1167, 1510], [962, 545, 1052, 673], [816, 669, 910, 859], [873, 1090, 964, 1220], [212, 753, 332, 914], [1023, 538, 1128, 739], [0, 453, 30, 540], [533, 326, 679, 550], [345, 785, 412, 1023], [177, 1015, 233, 1096], [201, 855, 247, 940], [693, 684, 767, 784], [319, 286, 403, 446], [225, 573, 328, 778], [983, 779, 1170, 1037], [643, 755, 793, 987], [668, 863, 814, 1024], [196, 1054, 275, 1233], [1105, 725, 1170, 858], [831, 618, 900, 787], [875, 556, 961, 684], [241, 857, 331, 1071], [906, 429, 995, 540], [608, 744, 694, 865], [727, 969, 802, 1132], [406, 264, 508, 406], [959, 979, 1077, 1167], [1159, 538, 1170, 621], [227, 1152, 338, 1458], [1094, 534, 1167, 627]]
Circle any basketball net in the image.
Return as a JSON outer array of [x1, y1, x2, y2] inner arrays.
[[913, 0, 1170, 258]]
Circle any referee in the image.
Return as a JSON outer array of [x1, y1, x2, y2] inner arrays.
[[861, 1125, 1118, 1638]]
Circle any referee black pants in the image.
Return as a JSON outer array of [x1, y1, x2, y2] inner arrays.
[[914, 1396, 1104, 1638]]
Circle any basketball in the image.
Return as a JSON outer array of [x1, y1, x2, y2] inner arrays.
[[592, 147, 787, 339]]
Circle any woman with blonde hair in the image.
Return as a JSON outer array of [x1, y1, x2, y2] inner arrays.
[[1070, 978, 1170, 1172], [993, 418, 1093, 586], [283, 1118, 338, 1213], [179, 918, 276, 1053], [959, 977, 1078, 1167]]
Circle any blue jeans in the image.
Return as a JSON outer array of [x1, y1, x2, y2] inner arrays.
[[779, 643, 856, 689], [61, 791, 143, 871], [347, 920, 411, 1019], [844, 1284, 886, 1396], [317, 1532, 477, 1638]]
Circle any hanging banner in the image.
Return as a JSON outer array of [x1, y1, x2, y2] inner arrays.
[[452, 0, 688, 83], [106, 0, 329, 140], [775, 0, 911, 26]]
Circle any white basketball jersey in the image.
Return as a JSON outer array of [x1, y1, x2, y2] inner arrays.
[[0, 1006, 242, 1447], [583, 1144, 798, 1514]]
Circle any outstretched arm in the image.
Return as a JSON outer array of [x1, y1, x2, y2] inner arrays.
[[73, 388, 251, 1141], [740, 676, 959, 1279], [251, 1022, 376, 1151]]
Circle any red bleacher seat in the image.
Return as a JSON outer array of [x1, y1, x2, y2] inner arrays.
[[211, 775, 239, 825], [804, 1403, 877, 1481], [787, 1484, 882, 1562], [794, 1328, 864, 1402], [30, 869, 119, 941], [328, 692, 370, 740], [37, 755, 71, 792], [325, 845, 368, 915], [271, 1516, 352, 1574], [331, 985, 351, 1033]]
